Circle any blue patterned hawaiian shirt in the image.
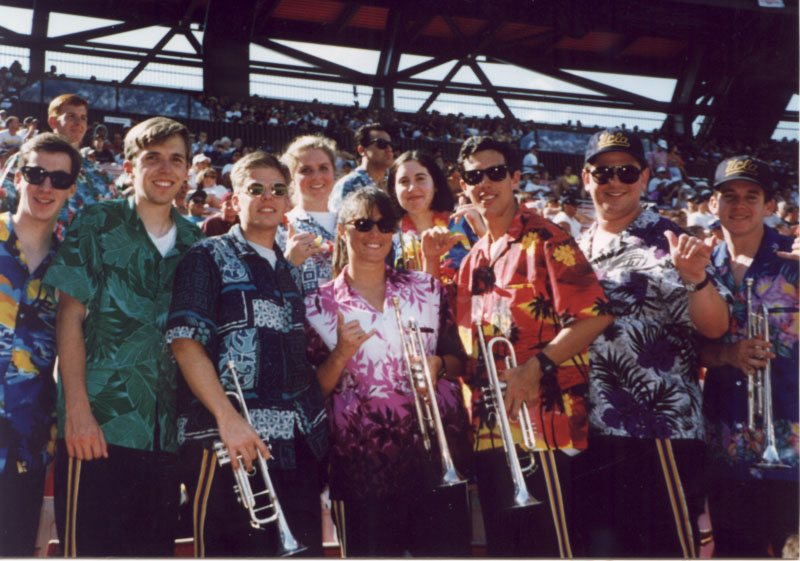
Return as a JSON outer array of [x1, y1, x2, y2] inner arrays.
[[166, 225, 329, 470], [328, 166, 387, 214], [704, 227, 799, 481], [1, 154, 118, 239], [578, 206, 730, 441], [0, 212, 58, 474], [275, 207, 335, 294]]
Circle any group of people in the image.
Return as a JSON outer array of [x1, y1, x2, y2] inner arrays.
[[0, 89, 798, 560]]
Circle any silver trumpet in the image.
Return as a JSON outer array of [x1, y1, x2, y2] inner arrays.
[[213, 361, 307, 556], [475, 326, 542, 508], [391, 297, 465, 487], [743, 284, 789, 470]]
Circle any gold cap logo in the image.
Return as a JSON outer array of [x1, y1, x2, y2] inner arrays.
[[597, 131, 630, 149], [725, 158, 759, 177]]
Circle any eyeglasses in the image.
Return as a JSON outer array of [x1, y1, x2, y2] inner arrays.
[[364, 138, 393, 150], [346, 217, 396, 234], [243, 182, 288, 198], [20, 165, 73, 190], [461, 164, 509, 186], [587, 164, 642, 185]]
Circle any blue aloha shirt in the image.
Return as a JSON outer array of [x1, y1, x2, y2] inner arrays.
[[704, 227, 799, 481], [0, 212, 59, 474], [166, 225, 329, 470], [1, 154, 118, 239], [577, 206, 731, 440], [328, 166, 388, 213], [275, 207, 335, 294]]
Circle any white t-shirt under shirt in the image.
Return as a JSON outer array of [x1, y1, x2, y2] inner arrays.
[[248, 240, 277, 267], [305, 211, 337, 236], [147, 223, 177, 257]]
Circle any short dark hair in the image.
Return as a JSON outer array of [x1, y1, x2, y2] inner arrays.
[[231, 151, 291, 191], [354, 123, 389, 148], [388, 150, 455, 215], [457, 136, 520, 174], [18, 132, 81, 185], [333, 186, 399, 276]]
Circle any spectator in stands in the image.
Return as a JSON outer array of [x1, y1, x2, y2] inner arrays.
[[553, 195, 591, 238], [686, 188, 715, 229], [647, 166, 671, 202], [556, 165, 581, 198], [200, 190, 238, 236], [1, 94, 116, 238], [188, 153, 210, 188], [194, 167, 227, 207], [522, 144, 539, 175], [328, 124, 394, 212], [666, 145, 686, 182], [92, 136, 114, 164], [0, 110, 7, 128], [0, 133, 79, 557], [191, 131, 209, 156], [0, 116, 23, 152], [186, 189, 207, 225], [276, 135, 338, 293], [22, 117, 38, 143], [647, 139, 668, 171]]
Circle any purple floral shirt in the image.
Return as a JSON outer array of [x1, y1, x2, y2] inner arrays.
[[305, 267, 471, 501]]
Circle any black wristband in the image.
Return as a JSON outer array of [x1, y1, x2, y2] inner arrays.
[[685, 274, 710, 293], [535, 351, 557, 376]]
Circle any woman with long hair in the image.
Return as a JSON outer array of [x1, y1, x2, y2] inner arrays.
[[387, 150, 484, 284], [306, 187, 472, 557], [276, 134, 338, 293]]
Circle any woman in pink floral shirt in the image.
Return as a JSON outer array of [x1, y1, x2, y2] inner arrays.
[[305, 187, 472, 557]]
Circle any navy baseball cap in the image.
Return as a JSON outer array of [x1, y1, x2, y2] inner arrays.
[[584, 127, 647, 167], [713, 156, 773, 198]]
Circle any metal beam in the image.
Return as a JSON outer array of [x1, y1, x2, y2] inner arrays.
[[48, 22, 150, 44], [183, 30, 203, 55], [417, 56, 466, 115], [121, 28, 177, 85], [252, 37, 367, 81], [468, 58, 513, 119], [330, 3, 360, 36]]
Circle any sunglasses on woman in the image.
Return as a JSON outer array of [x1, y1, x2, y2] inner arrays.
[[20, 165, 73, 190], [461, 164, 509, 186], [587, 164, 642, 185], [243, 182, 288, 197], [346, 217, 396, 233]]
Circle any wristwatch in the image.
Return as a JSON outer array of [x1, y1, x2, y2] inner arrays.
[[684, 274, 710, 293], [535, 351, 557, 376]]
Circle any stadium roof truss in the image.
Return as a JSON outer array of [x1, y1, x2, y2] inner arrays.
[[1, 0, 797, 139]]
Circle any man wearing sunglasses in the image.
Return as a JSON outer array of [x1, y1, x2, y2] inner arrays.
[[167, 151, 328, 556], [44, 117, 204, 556], [1, 94, 117, 239], [454, 136, 612, 557], [328, 124, 393, 213], [575, 127, 730, 557], [0, 133, 79, 556]]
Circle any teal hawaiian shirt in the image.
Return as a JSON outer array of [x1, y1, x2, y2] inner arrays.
[[1, 154, 118, 239], [43, 198, 204, 453]]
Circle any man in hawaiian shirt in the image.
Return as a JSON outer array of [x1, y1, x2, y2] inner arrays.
[[701, 155, 799, 556], [576, 127, 730, 558], [328, 124, 393, 213], [167, 151, 328, 557], [0, 94, 118, 238], [44, 117, 204, 556], [454, 136, 613, 557], [0, 133, 79, 556]]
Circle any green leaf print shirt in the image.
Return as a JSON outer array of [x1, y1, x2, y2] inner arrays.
[[43, 198, 204, 453]]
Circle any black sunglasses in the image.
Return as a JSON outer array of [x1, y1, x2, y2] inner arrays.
[[588, 164, 642, 185], [347, 217, 395, 234], [365, 138, 393, 150], [244, 182, 288, 197], [21, 165, 73, 190], [462, 164, 509, 186]]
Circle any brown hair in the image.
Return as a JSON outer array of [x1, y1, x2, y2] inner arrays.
[[230, 151, 290, 192], [48, 94, 88, 119], [18, 132, 81, 185], [123, 117, 190, 162]]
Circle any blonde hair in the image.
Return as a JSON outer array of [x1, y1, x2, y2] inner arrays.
[[280, 135, 337, 205]]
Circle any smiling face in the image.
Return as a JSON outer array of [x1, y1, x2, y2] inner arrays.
[[14, 150, 76, 225], [232, 166, 290, 238], [709, 180, 772, 240], [394, 160, 435, 215], [582, 151, 648, 232], [293, 148, 335, 211], [123, 134, 189, 210], [339, 206, 394, 266], [460, 149, 519, 225]]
